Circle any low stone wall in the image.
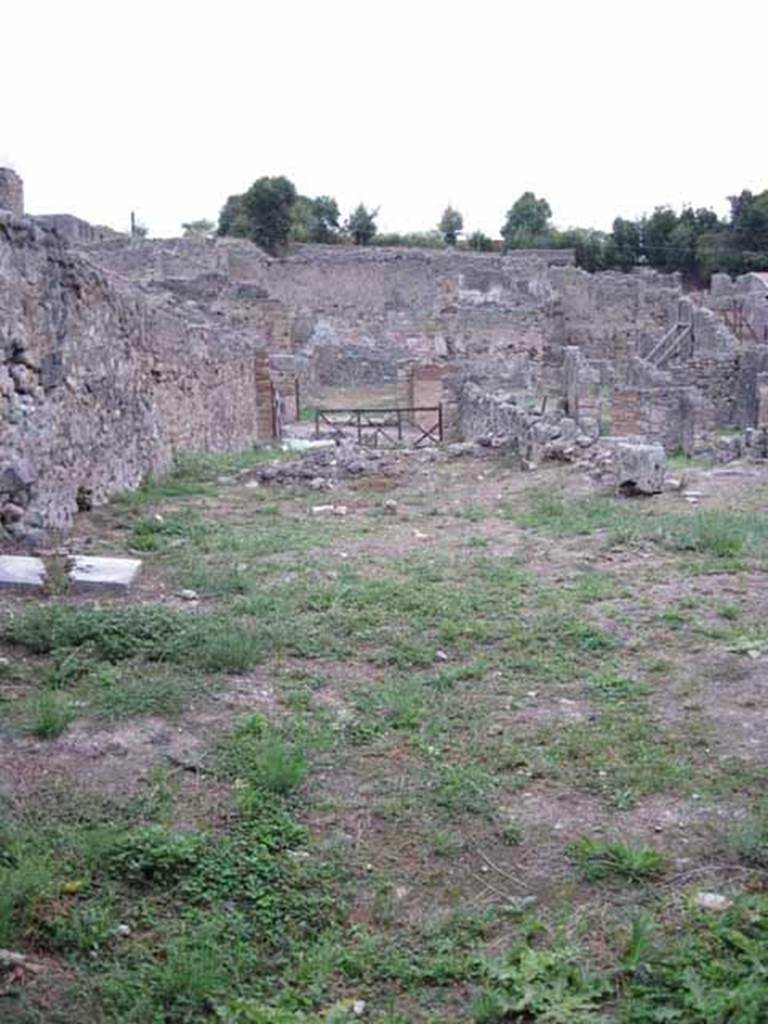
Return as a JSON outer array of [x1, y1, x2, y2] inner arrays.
[[0, 214, 266, 540]]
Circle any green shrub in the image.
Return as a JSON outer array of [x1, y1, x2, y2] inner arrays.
[[104, 827, 205, 884], [472, 941, 610, 1022], [4, 604, 264, 672], [567, 836, 665, 882]]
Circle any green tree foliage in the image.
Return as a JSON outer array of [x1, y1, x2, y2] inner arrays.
[[605, 217, 642, 272], [345, 203, 378, 246], [241, 176, 297, 254], [217, 195, 250, 238], [289, 195, 340, 244], [182, 219, 215, 238], [373, 230, 444, 248], [642, 206, 679, 271], [730, 190, 768, 270], [467, 231, 494, 252], [438, 205, 464, 246], [501, 192, 552, 249], [558, 228, 610, 272], [218, 177, 298, 254]]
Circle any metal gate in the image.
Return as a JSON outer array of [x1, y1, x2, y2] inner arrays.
[[314, 406, 443, 448]]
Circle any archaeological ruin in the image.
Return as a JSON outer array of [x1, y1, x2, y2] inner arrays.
[[3, 167, 768, 541]]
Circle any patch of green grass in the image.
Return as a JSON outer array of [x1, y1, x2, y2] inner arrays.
[[623, 895, 768, 1022], [24, 691, 76, 738], [566, 836, 666, 882], [586, 673, 649, 704], [113, 446, 288, 507], [85, 663, 209, 719], [129, 508, 211, 552], [432, 763, 497, 818], [104, 826, 206, 884], [524, 709, 692, 808], [721, 800, 768, 868], [509, 490, 768, 569], [218, 714, 308, 796], [4, 604, 265, 673]]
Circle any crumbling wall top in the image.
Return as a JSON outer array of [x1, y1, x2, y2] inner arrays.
[[0, 168, 23, 218]]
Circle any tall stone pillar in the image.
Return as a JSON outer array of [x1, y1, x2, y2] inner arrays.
[[0, 169, 24, 217]]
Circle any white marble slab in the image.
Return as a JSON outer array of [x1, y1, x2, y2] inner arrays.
[[0, 555, 47, 590], [69, 556, 142, 594]]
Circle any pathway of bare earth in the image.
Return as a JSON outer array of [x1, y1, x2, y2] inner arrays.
[[1, 446, 767, 1023]]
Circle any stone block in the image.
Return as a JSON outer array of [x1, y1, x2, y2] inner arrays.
[[0, 555, 47, 590], [69, 556, 142, 594], [617, 443, 666, 496]]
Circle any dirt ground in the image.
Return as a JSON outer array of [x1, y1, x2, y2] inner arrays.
[[1, 445, 767, 1022]]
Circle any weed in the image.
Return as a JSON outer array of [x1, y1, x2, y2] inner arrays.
[[25, 691, 75, 738], [498, 821, 524, 846], [623, 895, 768, 1022], [566, 836, 666, 882], [105, 826, 205, 884], [433, 763, 497, 817], [219, 715, 307, 795], [430, 830, 466, 858], [722, 800, 768, 868], [472, 940, 610, 1023]]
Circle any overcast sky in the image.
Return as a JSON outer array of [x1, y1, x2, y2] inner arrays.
[[3, 0, 766, 239]]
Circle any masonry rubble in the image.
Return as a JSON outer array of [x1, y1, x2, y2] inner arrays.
[[4, 166, 768, 540]]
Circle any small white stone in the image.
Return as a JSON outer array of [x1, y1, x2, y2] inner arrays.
[[352, 1000, 366, 1017], [178, 589, 198, 601], [695, 892, 732, 912], [115, 923, 132, 937], [435, 650, 448, 662]]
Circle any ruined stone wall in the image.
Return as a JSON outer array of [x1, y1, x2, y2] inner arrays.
[[80, 239, 572, 388], [0, 169, 23, 218], [0, 215, 265, 539], [545, 267, 682, 370]]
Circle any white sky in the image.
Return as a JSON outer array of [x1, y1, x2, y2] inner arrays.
[[2, 0, 766, 239]]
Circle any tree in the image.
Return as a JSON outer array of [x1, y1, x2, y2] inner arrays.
[[642, 206, 679, 270], [182, 219, 215, 238], [467, 230, 494, 252], [501, 192, 552, 249], [605, 217, 642, 272], [729, 189, 768, 269], [438, 206, 463, 246], [559, 228, 610, 272], [241, 176, 297, 254], [218, 177, 298, 254], [289, 195, 340, 243], [346, 203, 378, 246], [217, 194, 250, 238], [308, 195, 340, 243]]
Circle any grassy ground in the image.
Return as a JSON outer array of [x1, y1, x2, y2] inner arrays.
[[1, 448, 767, 1022]]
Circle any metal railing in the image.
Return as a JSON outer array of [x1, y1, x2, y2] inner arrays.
[[314, 406, 443, 447]]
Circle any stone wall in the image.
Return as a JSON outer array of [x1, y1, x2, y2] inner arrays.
[[0, 169, 24, 218], [0, 214, 266, 539]]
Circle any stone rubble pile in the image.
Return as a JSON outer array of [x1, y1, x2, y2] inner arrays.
[[240, 442, 443, 490]]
